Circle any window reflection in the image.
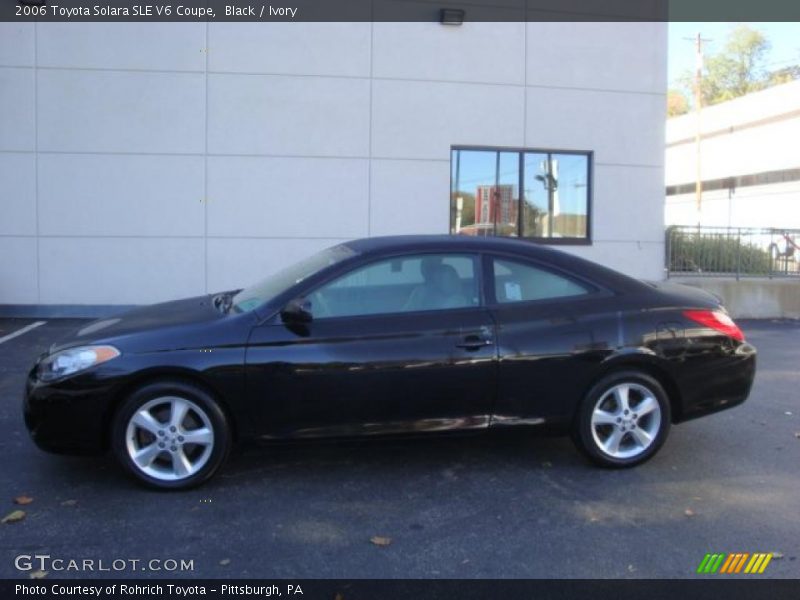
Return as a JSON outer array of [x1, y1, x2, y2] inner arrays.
[[451, 150, 498, 237], [451, 148, 590, 242], [522, 152, 549, 237]]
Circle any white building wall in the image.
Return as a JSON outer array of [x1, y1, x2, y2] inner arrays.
[[666, 181, 800, 229], [0, 21, 667, 308], [665, 80, 800, 229]]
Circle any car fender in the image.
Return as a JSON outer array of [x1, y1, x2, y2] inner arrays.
[[590, 347, 685, 421]]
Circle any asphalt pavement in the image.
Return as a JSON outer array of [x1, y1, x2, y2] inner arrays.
[[0, 318, 798, 579]]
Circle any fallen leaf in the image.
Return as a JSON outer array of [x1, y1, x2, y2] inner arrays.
[[772, 552, 784, 559], [60, 500, 77, 507], [14, 495, 33, 505], [334, 594, 345, 600], [370, 536, 392, 547], [627, 564, 636, 572], [219, 559, 230, 566], [785, 411, 793, 416], [29, 570, 47, 579], [2, 510, 26, 524], [541, 461, 553, 468], [684, 509, 695, 517]]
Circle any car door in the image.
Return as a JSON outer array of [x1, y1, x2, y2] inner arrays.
[[245, 252, 497, 439], [486, 254, 607, 426]]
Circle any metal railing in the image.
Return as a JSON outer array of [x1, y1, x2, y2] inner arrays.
[[666, 226, 800, 279]]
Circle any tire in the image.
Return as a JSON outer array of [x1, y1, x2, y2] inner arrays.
[[112, 380, 231, 490], [572, 370, 671, 468]]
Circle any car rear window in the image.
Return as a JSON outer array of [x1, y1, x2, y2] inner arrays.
[[493, 258, 590, 303]]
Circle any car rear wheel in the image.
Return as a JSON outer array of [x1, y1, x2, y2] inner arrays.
[[112, 380, 231, 489], [572, 370, 671, 468]]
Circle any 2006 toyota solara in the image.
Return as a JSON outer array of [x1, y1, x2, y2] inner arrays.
[[24, 235, 757, 489]]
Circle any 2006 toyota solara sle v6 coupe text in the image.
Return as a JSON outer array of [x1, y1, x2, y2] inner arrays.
[[24, 235, 757, 489]]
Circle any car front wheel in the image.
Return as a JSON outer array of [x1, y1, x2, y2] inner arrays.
[[112, 380, 231, 489], [572, 370, 671, 468]]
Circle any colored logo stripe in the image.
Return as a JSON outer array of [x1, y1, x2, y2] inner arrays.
[[745, 553, 773, 574], [720, 553, 749, 573], [697, 553, 725, 573], [697, 553, 773, 574]]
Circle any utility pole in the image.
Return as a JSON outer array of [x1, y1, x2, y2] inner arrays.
[[685, 33, 712, 224]]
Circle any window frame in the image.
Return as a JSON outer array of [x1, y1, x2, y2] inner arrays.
[[302, 251, 486, 322], [481, 252, 608, 308], [450, 145, 594, 246]]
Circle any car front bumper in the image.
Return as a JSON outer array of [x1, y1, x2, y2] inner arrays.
[[23, 364, 115, 455]]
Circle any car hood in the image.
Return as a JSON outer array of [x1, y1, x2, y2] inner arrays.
[[49, 294, 225, 353]]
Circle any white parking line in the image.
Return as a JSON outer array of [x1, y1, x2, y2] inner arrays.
[[0, 321, 47, 345]]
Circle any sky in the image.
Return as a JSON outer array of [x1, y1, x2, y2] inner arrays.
[[667, 22, 800, 88]]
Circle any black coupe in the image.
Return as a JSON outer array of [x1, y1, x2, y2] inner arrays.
[[24, 235, 756, 489]]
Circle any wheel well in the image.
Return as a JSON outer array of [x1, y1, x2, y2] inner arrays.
[[103, 370, 239, 450], [588, 360, 684, 423]]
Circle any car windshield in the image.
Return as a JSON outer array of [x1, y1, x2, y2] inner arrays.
[[231, 244, 357, 313]]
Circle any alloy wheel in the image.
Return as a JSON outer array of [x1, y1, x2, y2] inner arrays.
[[590, 383, 662, 460], [124, 396, 215, 482]]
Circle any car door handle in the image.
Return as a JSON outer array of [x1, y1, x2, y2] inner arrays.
[[456, 336, 494, 350]]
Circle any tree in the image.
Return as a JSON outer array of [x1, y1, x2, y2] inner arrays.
[[667, 89, 690, 117], [451, 192, 475, 230], [770, 64, 800, 86], [678, 25, 780, 108]]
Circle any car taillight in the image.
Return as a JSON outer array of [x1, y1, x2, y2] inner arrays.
[[683, 309, 745, 342]]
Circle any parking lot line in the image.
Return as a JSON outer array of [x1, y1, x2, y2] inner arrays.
[[0, 321, 46, 345]]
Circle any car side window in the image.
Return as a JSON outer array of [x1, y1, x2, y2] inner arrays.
[[308, 254, 479, 318], [492, 258, 590, 303]]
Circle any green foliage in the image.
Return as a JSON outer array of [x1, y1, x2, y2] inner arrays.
[[668, 229, 774, 275], [452, 192, 475, 228], [770, 65, 800, 86], [677, 25, 797, 109], [667, 89, 690, 117]]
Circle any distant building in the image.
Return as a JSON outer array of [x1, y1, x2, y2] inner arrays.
[[665, 80, 800, 229], [476, 185, 517, 228], [455, 185, 519, 237]]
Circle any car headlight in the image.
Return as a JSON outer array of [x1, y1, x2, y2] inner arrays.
[[37, 345, 121, 382]]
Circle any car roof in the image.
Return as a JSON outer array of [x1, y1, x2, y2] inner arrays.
[[343, 235, 650, 295], [346, 234, 548, 254]]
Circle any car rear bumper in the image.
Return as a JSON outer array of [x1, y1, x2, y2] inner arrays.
[[672, 341, 757, 423]]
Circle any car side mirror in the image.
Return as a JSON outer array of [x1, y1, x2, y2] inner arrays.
[[281, 297, 313, 324]]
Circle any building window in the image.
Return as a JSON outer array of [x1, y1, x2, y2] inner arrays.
[[450, 147, 592, 244]]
